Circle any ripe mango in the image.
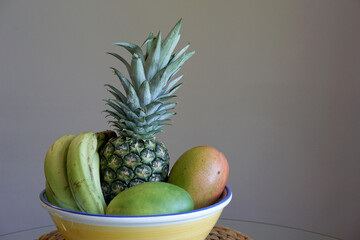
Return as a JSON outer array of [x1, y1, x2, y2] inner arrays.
[[105, 182, 194, 215], [168, 146, 229, 209]]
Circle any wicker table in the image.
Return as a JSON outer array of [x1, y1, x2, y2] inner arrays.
[[0, 219, 340, 240], [37, 225, 250, 240]]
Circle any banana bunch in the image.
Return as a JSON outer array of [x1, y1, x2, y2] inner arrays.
[[44, 131, 116, 214]]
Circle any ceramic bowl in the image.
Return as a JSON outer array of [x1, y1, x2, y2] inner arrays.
[[39, 185, 232, 240]]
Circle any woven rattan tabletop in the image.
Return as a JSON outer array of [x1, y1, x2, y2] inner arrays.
[[38, 225, 252, 240]]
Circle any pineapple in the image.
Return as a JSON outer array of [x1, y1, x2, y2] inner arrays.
[[100, 19, 194, 203]]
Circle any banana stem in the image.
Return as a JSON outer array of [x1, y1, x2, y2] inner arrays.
[[96, 130, 117, 151]]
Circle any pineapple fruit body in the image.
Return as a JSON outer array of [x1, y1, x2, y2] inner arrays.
[[100, 136, 169, 203]]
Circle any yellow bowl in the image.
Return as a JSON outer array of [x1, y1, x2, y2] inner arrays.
[[39, 186, 232, 240]]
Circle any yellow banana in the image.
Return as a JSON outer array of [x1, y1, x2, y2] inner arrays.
[[44, 134, 80, 211], [67, 132, 106, 214]]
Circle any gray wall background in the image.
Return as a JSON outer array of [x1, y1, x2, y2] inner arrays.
[[1, 0, 359, 239]]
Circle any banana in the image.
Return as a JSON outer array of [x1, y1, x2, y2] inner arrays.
[[44, 134, 80, 211], [45, 181, 61, 206], [67, 132, 106, 214]]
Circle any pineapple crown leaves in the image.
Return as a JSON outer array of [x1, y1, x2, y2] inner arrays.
[[104, 19, 194, 140]]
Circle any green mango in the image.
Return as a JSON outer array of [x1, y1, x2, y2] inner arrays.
[[105, 182, 194, 215]]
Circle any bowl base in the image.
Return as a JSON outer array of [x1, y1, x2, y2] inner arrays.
[[39, 225, 252, 240], [50, 212, 221, 240]]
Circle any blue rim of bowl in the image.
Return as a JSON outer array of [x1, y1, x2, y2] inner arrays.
[[39, 185, 232, 218]]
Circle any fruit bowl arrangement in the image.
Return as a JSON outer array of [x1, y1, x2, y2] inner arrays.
[[40, 19, 231, 240]]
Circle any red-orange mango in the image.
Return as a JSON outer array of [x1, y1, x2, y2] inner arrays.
[[168, 146, 229, 209]]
